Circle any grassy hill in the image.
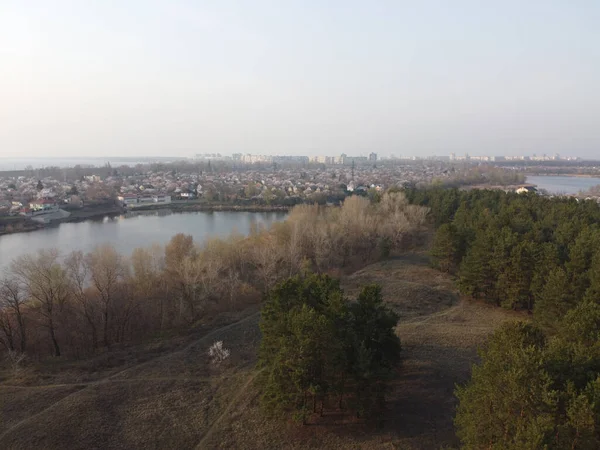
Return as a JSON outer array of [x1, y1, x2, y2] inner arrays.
[[0, 255, 521, 449]]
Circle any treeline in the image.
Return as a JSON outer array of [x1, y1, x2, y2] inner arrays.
[[409, 188, 600, 319], [408, 188, 600, 447], [431, 167, 525, 189], [259, 274, 400, 423], [0, 193, 427, 359]]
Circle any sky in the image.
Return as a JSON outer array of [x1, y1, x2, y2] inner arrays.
[[1, 1, 599, 159]]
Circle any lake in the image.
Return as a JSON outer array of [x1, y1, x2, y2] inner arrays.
[[0, 210, 287, 272], [526, 176, 600, 195]]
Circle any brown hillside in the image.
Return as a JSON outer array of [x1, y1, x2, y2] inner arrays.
[[0, 256, 520, 449]]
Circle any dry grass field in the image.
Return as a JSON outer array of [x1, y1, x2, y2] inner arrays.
[[0, 254, 523, 449]]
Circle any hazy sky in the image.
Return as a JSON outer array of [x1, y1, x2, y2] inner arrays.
[[1, 1, 599, 159]]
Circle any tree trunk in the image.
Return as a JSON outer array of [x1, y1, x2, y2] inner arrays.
[[103, 310, 110, 348], [84, 313, 98, 350], [1, 329, 15, 351], [15, 309, 26, 352], [49, 317, 61, 357], [91, 323, 98, 350]]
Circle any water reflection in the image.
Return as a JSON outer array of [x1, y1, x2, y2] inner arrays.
[[0, 211, 286, 271]]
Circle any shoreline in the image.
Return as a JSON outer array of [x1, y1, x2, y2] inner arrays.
[[525, 173, 600, 179], [0, 203, 291, 237]]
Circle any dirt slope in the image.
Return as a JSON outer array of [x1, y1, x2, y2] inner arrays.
[[0, 256, 521, 449]]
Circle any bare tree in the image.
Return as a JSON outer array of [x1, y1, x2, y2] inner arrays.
[[0, 306, 16, 351], [65, 251, 99, 350], [0, 277, 27, 351], [130, 245, 167, 329], [165, 234, 199, 321], [179, 255, 204, 320], [11, 249, 68, 357], [86, 245, 126, 348], [251, 234, 280, 291]]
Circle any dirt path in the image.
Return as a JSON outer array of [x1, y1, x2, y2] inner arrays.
[[0, 375, 238, 391], [0, 311, 260, 442], [194, 368, 263, 449]]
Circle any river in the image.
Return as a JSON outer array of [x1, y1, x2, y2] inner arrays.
[[526, 175, 600, 195], [0, 210, 287, 272]]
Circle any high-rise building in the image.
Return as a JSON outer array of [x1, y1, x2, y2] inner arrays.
[[369, 152, 378, 162]]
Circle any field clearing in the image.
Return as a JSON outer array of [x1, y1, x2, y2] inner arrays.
[[0, 255, 522, 449]]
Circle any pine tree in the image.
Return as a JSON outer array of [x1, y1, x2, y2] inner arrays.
[[530, 242, 560, 307], [458, 230, 495, 301], [496, 241, 535, 310], [346, 285, 401, 418], [457, 303, 600, 449], [583, 249, 600, 303], [455, 322, 556, 449], [534, 267, 575, 334], [566, 227, 600, 300], [258, 275, 401, 422], [430, 223, 459, 273]]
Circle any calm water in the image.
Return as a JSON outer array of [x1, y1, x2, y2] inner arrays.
[[0, 211, 286, 271], [526, 176, 600, 195]]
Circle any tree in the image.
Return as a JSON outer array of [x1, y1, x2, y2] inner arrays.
[[130, 245, 167, 329], [530, 242, 560, 308], [0, 305, 16, 351], [583, 249, 600, 303], [65, 251, 99, 350], [455, 322, 556, 449], [36, 180, 43, 191], [534, 267, 575, 334], [164, 234, 199, 320], [11, 249, 68, 357], [565, 227, 600, 300], [496, 241, 535, 310], [458, 230, 496, 301], [430, 223, 459, 273], [262, 305, 332, 423], [251, 235, 281, 291], [86, 245, 127, 348], [346, 285, 401, 418], [259, 275, 341, 421], [259, 274, 401, 423], [456, 303, 600, 449], [0, 278, 27, 352]]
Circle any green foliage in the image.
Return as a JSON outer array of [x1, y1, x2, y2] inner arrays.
[[410, 188, 600, 313], [430, 223, 459, 273], [455, 322, 555, 449], [457, 230, 496, 301], [346, 285, 401, 418], [410, 187, 600, 447], [258, 274, 401, 423], [534, 268, 575, 334], [456, 303, 600, 449]]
